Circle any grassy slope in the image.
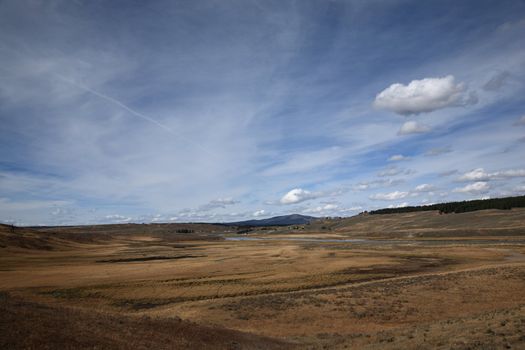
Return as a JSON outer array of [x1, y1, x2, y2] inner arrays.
[[0, 292, 291, 350], [305, 208, 525, 238], [1, 211, 525, 349], [3, 209, 525, 249]]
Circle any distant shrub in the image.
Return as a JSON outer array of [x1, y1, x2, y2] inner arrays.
[[236, 228, 253, 234], [176, 229, 194, 233]]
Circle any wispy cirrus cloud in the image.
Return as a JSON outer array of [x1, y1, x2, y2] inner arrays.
[[198, 198, 239, 211], [370, 191, 409, 201], [388, 154, 409, 162], [514, 115, 525, 126], [458, 168, 525, 181], [482, 71, 510, 91], [377, 166, 415, 177], [1, 0, 525, 224]]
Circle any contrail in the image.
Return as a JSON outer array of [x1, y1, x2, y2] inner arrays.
[[56, 75, 215, 156]]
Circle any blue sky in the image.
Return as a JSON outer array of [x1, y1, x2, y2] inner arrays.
[[1, 0, 525, 225]]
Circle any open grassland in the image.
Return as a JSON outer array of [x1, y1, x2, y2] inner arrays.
[[1, 209, 525, 349], [266, 208, 525, 238]]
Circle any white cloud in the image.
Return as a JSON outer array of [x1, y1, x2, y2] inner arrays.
[[253, 209, 266, 217], [263, 147, 344, 176], [388, 202, 409, 208], [280, 188, 319, 204], [369, 190, 409, 201], [322, 204, 338, 210], [458, 168, 525, 181], [494, 169, 525, 178], [374, 75, 477, 115], [453, 181, 490, 194], [369, 184, 435, 201], [413, 184, 435, 192], [397, 121, 431, 135], [105, 214, 132, 223], [459, 168, 490, 181], [278, 186, 347, 205], [303, 204, 338, 214], [303, 204, 364, 216], [388, 154, 408, 161]]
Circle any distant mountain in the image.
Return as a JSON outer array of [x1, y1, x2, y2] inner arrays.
[[227, 214, 317, 227]]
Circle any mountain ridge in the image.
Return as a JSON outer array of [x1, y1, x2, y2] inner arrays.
[[225, 214, 317, 227]]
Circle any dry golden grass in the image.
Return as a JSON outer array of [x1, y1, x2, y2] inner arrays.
[[1, 210, 525, 348]]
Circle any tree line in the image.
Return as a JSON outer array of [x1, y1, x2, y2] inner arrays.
[[369, 195, 525, 215]]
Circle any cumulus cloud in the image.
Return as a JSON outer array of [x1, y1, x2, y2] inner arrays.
[[253, 209, 266, 217], [278, 186, 348, 205], [397, 121, 431, 135], [458, 168, 525, 181], [280, 188, 319, 204], [483, 71, 510, 91], [369, 190, 409, 201], [374, 75, 477, 115], [388, 154, 408, 161], [453, 181, 490, 194]]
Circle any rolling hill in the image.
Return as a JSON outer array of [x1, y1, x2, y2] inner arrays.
[[226, 214, 317, 227]]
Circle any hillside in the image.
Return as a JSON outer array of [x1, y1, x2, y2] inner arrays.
[[304, 208, 525, 238], [370, 195, 525, 215], [227, 214, 317, 227], [0, 224, 71, 250], [3, 208, 525, 250]]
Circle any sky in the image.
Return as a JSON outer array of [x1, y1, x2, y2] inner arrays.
[[1, 0, 525, 226]]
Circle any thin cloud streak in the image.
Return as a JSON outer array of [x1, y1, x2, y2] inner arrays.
[[56, 75, 216, 157]]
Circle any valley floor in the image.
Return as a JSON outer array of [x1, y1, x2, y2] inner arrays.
[[1, 220, 525, 348]]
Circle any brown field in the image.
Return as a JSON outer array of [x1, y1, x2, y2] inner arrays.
[[2, 209, 525, 349]]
